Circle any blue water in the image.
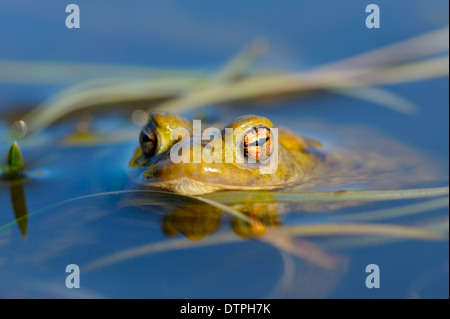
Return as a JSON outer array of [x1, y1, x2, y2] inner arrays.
[[0, 0, 448, 298]]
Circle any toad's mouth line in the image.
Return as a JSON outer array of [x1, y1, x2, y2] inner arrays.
[[144, 177, 290, 195]]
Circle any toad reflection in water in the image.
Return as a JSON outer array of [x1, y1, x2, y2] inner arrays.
[[128, 111, 442, 241], [162, 196, 281, 241]]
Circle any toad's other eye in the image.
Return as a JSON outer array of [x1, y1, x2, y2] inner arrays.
[[242, 126, 273, 162], [139, 123, 157, 158]]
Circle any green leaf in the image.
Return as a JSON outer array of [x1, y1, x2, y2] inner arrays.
[[203, 187, 450, 204], [3, 141, 24, 180]]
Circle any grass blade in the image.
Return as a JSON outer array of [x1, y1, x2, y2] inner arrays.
[[281, 223, 446, 240], [204, 187, 450, 204], [330, 197, 449, 222]]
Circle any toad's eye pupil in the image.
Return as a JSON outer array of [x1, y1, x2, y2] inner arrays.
[[139, 124, 157, 157], [243, 127, 272, 162]]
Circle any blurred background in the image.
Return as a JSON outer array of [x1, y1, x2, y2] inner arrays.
[[0, 0, 448, 154]]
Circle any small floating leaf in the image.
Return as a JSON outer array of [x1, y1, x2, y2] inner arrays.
[[3, 141, 24, 180], [2, 141, 28, 239]]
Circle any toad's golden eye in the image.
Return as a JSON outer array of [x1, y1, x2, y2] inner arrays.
[[242, 126, 273, 162], [139, 122, 157, 158]]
